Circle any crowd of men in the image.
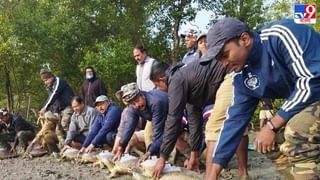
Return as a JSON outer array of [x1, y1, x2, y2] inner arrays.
[[1, 17, 320, 180]]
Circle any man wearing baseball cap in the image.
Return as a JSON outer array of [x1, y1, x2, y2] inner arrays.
[[113, 82, 168, 163], [180, 28, 201, 64], [205, 18, 320, 179], [149, 60, 251, 179], [79, 95, 122, 153]]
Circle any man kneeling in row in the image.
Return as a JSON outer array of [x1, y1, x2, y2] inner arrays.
[[63, 96, 97, 150], [79, 95, 122, 153], [113, 82, 168, 163]]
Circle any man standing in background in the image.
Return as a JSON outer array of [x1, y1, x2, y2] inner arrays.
[[133, 44, 156, 92], [133, 44, 158, 148], [180, 29, 200, 64], [81, 66, 107, 107]]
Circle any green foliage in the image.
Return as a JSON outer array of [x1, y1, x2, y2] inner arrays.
[[80, 38, 136, 101], [265, 0, 319, 31], [265, 0, 292, 21], [210, 0, 267, 30], [0, 0, 303, 123]]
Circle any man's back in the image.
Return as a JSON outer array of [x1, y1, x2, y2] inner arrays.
[[120, 89, 168, 154], [45, 77, 74, 113], [160, 59, 225, 158], [169, 60, 225, 109], [9, 113, 34, 133]]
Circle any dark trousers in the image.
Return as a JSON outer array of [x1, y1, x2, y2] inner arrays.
[[0, 130, 35, 149]]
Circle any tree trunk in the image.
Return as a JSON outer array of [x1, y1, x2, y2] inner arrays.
[[170, 0, 189, 64], [4, 64, 14, 111], [171, 20, 181, 64]]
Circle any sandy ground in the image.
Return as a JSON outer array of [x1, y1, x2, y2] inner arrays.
[[0, 132, 286, 180], [0, 155, 129, 180], [0, 150, 285, 180]]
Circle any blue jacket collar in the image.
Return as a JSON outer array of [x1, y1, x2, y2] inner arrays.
[[247, 33, 262, 65], [101, 103, 112, 116], [141, 91, 149, 112]]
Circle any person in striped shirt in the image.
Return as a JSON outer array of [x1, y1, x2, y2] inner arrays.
[[202, 18, 320, 179]]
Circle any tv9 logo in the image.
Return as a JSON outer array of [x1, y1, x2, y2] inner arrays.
[[294, 4, 317, 24]]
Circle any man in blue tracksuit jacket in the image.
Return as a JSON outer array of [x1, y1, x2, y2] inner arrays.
[[80, 95, 121, 153], [200, 18, 320, 179], [113, 82, 168, 162]]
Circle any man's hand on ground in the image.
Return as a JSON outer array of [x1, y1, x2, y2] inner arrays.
[[78, 147, 85, 157], [26, 143, 34, 153], [112, 146, 123, 162], [85, 144, 95, 153], [184, 151, 200, 172], [255, 126, 276, 153], [184, 156, 200, 172], [10, 147, 17, 154], [138, 151, 151, 164], [256, 115, 285, 154], [152, 157, 165, 180]]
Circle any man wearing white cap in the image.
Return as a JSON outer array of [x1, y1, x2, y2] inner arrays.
[[180, 29, 201, 64]]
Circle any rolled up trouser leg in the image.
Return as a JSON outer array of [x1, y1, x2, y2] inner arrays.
[[60, 106, 73, 132], [280, 101, 320, 177], [16, 130, 35, 149], [144, 121, 153, 149], [206, 73, 234, 142]]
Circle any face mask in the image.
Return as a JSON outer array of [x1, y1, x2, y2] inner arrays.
[[86, 74, 94, 80]]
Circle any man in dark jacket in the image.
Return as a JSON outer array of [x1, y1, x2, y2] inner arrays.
[[80, 95, 121, 153], [150, 60, 229, 178], [113, 82, 168, 162], [81, 66, 107, 107], [0, 108, 35, 154], [39, 68, 74, 146]]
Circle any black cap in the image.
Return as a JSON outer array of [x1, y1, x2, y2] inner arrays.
[[200, 17, 249, 63]]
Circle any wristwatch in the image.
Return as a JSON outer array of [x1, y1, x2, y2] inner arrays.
[[266, 120, 278, 133]]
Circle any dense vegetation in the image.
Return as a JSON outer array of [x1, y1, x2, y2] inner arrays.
[[0, 0, 319, 124]]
